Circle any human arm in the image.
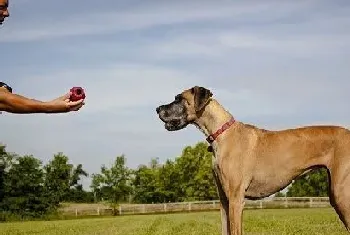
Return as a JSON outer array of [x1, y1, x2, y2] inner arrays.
[[0, 88, 84, 114]]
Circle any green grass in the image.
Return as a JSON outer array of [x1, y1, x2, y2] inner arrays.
[[0, 208, 347, 235]]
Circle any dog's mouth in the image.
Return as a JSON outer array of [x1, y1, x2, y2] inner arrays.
[[164, 120, 187, 131]]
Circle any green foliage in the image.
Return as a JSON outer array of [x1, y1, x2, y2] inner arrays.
[[0, 144, 89, 221], [44, 153, 89, 205], [157, 159, 180, 202], [274, 191, 286, 197], [132, 162, 160, 203], [287, 168, 329, 197], [1, 155, 53, 218], [132, 157, 180, 203], [64, 185, 95, 203], [174, 142, 217, 201], [131, 142, 217, 203], [44, 153, 73, 207], [0, 144, 18, 206], [91, 155, 133, 214], [0, 165, 4, 204]]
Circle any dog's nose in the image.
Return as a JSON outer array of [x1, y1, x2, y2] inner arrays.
[[156, 106, 160, 114]]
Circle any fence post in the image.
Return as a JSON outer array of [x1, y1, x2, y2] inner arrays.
[[259, 201, 263, 209], [213, 201, 216, 209], [284, 197, 288, 208], [119, 205, 122, 215], [75, 208, 78, 217], [188, 202, 192, 211], [164, 203, 167, 212], [309, 197, 313, 208], [143, 204, 146, 213], [97, 207, 100, 216]]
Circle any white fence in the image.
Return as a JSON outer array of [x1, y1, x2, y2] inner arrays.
[[60, 197, 331, 217]]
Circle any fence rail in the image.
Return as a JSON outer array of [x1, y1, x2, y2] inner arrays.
[[60, 197, 331, 217]]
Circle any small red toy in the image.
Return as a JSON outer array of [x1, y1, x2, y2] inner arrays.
[[70, 87, 86, 101]]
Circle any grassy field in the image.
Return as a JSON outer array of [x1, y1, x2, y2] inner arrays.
[[0, 208, 348, 235]]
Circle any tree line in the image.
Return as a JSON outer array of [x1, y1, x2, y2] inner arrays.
[[0, 142, 329, 220]]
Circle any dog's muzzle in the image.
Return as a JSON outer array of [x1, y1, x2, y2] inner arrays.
[[156, 105, 188, 131]]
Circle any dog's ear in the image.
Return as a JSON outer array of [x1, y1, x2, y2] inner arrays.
[[192, 86, 213, 112]]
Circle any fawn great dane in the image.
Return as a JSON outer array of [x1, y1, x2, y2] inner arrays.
[[156, 86, 350, 235]]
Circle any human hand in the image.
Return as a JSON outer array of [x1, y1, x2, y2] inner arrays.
[[0, 82, 12, 93], [0, 85, 11, 114], [47, 92, 85, 113]]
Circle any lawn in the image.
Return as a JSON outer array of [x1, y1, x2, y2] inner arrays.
[[0, 208, 347, 235]]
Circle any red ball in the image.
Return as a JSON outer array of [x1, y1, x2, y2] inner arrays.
[[70, 87, 86, 101]]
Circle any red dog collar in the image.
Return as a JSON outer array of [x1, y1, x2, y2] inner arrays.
[[206, 118, 235, 144]]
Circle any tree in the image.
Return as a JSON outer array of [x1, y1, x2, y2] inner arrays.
[[44, 153, 73, 206], [0, 144, 18, 208], [65, 163, 89, 202], [0, 145, 7, 205], [0, 144, 17, 170], [44, 152, 88, 205], [65, 185, 94, 203], [91, 154, 133, 215], [132, 157, 179, 204], [70, 164, 88, 188], [2, 155, 53, 218], [91, 172, 104, 202], [174, 142, 218, 201], [286, 168, 329, 197], [130, 142, 218, 203], [132, 163, 158, 203], [0, 164, 4, 204], [0, 144, 92, 221], [156, 159, 181, 203]]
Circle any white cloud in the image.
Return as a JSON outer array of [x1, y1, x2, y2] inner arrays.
[[1, 0, 317, 42], [218, 33, 350, 56]]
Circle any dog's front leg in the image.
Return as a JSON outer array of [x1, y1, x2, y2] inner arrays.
[[213, 170, 230, 235], [228, 194, 245, 235], [220, 198, 230, 235]]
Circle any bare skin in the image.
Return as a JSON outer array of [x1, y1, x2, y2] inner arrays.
[[0, 0, 9, 25], [156, 86, 350, 235], [0, 87, 85, 113]]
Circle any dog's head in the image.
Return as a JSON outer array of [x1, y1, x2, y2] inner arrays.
[[156, 86, 213, 131]]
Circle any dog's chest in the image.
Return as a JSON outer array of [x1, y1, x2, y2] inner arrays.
[[211, 152, 222, 177], [212, 155, 219, 171]]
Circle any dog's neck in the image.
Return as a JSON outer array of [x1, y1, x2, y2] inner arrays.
[[194, 99, 234, 139]]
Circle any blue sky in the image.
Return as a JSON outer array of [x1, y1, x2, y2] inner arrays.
[[1, 0, 350, 189]]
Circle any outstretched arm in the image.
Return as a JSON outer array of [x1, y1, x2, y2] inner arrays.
[[0, 88, 85, 114]]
